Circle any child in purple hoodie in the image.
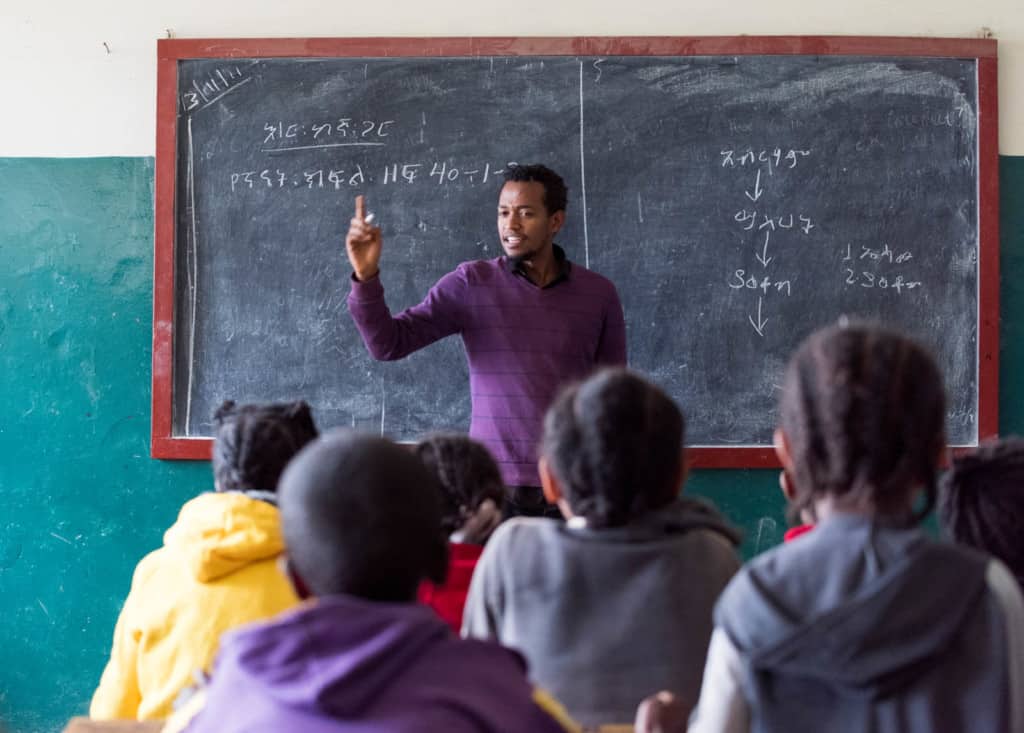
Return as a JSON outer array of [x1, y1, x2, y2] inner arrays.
[[168, 430, 574, 733]]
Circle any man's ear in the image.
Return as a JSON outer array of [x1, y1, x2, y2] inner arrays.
[[548, 210, 565, 237], [539, 456, 562, 505], [279, 554, 312, 601]]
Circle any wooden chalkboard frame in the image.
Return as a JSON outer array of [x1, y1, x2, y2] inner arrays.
[[152, 36, 999, 466]]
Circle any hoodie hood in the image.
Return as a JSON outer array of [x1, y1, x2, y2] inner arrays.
[[217, 595, 492, 717], [716, 513, 989, 698], [163, 491, 286, 582], [181, 595, 571, 733], [566, 496, 742, 546]]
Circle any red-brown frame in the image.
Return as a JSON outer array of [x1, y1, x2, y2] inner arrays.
[[153, 36, 999, 466]]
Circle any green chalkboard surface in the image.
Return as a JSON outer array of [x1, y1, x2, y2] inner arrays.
[[154, 38, 1000, 464]]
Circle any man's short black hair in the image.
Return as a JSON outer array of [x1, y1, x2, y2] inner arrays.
[[503, 164, 568, 214], [542, 368, 685, 528], [211, 400, 318, 493], [278, 431, 448, 602]]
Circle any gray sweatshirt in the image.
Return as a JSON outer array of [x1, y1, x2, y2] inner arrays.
[[462, 498, 741, 726], [691, 513, 1024, 733]]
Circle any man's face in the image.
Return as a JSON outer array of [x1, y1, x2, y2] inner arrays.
[[496, 181, 565, 261]]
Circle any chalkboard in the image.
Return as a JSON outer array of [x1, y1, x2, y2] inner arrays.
[[153, 37, 999, 465]]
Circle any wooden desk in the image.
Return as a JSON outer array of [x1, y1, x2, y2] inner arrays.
[[64, 718, 163, 733]]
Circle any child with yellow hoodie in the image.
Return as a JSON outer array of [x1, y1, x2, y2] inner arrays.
[[89, 400, 318, 721]]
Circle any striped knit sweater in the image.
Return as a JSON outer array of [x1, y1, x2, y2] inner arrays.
[[347, 252, 627, 486]]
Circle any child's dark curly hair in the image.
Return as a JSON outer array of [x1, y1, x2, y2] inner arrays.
[[541, 368, 684, 529], [940, 437, 1024, 589], [779, 323, 945, 525], [414, 434, 505, 537], [212, 400, 319, 493]]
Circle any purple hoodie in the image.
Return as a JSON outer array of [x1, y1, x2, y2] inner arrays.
[[183, 595, 569, 733]]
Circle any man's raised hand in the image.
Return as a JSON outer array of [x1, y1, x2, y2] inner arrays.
[[345, 195, 382, 282]]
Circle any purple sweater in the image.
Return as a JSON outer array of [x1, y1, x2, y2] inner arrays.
[[182, 596, 570, 733], [348, 254, 627, 486]]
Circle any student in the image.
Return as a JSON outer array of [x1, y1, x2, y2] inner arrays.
[[940, 436, 1024, 590], [688, 324, 1024, 733], [90, 401, 316, 721], [345, 164, 627, 517], [414, 433, 506, 632], [169, 431, 576, 732], [462, 368, 741, 727]]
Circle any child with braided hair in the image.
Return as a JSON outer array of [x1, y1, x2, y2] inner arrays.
[[414, 433, 505, 631], [90, 401, 317, 721], [940, 436, 1024, 590], [688, 323, 1024, 733], [463, 368, 740, 727]]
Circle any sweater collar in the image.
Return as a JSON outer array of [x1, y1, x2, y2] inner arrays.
[[503, 243, 572, 288]]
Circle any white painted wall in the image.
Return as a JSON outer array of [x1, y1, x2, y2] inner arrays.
[[2, 0, 1022, 155]]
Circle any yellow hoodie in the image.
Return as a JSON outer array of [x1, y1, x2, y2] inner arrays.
[[90, 491, 299, 720]]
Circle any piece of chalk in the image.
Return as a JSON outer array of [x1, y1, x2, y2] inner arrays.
[[364, 212, 376, 224]]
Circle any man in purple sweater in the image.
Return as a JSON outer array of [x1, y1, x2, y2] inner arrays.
[[346, 164, 627, 517]]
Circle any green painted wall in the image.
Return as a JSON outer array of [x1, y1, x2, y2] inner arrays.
[[0, 159, 209, 733], [1001, 157, 1024, 434], [0, 155, 1021, 732]]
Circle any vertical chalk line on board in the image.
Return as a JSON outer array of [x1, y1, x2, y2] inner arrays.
[[379, 378, 386, 436], [185, 116, 198, 435], [578, 61, 589, 269], [753, 516, 777, 554]]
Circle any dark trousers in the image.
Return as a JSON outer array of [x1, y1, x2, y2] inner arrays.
[[504, 485, 564, 520]]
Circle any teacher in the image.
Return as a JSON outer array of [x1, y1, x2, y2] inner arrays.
[[345, 164, 627, 517]]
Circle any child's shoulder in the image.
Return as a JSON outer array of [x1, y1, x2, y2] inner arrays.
[[488, 516, 560, 545], [479, 518, 566, 572], [130, 544, 173, 586]]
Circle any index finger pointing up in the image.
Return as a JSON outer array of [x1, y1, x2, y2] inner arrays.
[[355, 195, 366, 221]]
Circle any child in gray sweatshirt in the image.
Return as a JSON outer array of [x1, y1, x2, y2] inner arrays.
[[462, 368, 740, 727]]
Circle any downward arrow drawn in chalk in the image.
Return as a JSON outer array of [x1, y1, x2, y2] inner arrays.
[[745, 169, 764, 202], [748, 296, 767, 337], [755, 229, 773, 267]]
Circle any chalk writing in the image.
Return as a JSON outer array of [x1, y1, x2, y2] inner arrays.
[[840, 243, 922, 294], [181, 65, 252, 114], [844, 242, 913, 264], [259, 119, 396, 154], [229, 166, 366, 191], [886, 110, 955, 129], [947, 408, 975, 426], [382, 161, 508, 185], [734, 210, 815, 234], [721, 146, 814, 336], [227, 161, 510, 192], [842, 271, 922, 293], [729, 271, 793, 296], [720, 148, 811, 173]]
